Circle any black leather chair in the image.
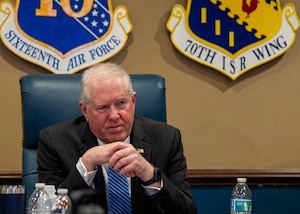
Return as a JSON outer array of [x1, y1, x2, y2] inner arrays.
[[19, 73, 166, 206]]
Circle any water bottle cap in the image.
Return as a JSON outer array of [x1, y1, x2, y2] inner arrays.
[[35, 183, 46, 188], [237, 178, 247, 183], [57, 188, 68, 195], [45, 185, 56, 194]]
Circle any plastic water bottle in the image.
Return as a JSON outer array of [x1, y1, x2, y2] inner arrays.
[[231, 178, 252, 214], [45, 185, 57, 206], [51, 188, 72, 214], [28, 183, 52, 214]]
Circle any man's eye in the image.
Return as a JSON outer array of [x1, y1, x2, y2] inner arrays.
[[117, 101, 126, 107], [96, 106, 107, 111]]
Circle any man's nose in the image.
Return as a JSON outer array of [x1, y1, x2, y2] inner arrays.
[[108, 107, 120, 120]]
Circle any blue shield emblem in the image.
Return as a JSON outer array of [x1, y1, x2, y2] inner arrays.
[[16, 0, 112, 55], [0, 0, 132, 74]]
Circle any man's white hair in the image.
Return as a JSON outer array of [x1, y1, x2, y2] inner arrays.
[[80, 62, 134, 104]]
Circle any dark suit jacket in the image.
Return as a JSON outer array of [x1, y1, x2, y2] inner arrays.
[[38, 116, 197, 214]]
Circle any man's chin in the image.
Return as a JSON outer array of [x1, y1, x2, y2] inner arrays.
[[104, 127, 129, 142], [107, 134, 126, 143], [107, 139, 125, 144]]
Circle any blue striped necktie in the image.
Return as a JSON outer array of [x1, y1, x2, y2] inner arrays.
[[108, 166, 132, 214]]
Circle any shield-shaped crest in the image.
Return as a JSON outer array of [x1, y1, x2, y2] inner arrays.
[[16, 0, 113, 55], [167, 0, 300, 80], [0, 0, 132, 74]]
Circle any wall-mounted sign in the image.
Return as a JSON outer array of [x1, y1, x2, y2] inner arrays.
[[0, 0, 132, 74], [167, 0, 300, 80]]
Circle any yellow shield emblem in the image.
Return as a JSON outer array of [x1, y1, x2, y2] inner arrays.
[[167, 0, 300, 80]]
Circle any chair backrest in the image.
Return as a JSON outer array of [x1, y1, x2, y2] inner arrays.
[[20, 73, 166, 204]]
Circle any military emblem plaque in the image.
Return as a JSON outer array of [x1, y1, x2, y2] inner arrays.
[[0, 0, 132, 74], [167, 0, 300, 80]]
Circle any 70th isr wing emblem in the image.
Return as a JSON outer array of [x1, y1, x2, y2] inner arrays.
[[167, 0, 300, 80]]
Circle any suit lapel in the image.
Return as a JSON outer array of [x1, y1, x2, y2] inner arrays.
[[131, 123, 152, 162], [94, 168, 108, 212], [130, 121, 152, 213], [77, 122, 108, 211], [78, 122, 98, 156]]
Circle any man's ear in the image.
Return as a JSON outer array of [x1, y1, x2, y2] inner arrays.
[[79, 101, 88, 121], [132, 92, 137, 104]]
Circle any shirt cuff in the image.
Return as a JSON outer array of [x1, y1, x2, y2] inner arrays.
[[76, 158, 98, 188], [142, 179, 163, 196]]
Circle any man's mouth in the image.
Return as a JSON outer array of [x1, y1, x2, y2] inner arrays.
[[107, 125, 123, 132]]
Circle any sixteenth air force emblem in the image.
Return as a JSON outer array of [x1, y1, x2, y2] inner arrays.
[[167, 0, 300, 80], [0, 0, 132, 74]]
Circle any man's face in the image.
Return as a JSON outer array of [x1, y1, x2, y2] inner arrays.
[[80, 76, 136, 143]]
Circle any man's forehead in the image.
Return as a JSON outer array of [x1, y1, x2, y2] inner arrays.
[[90, 75, 125, 86]]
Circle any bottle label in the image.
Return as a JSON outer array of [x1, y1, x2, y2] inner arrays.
[[52, 208, 66, 214], [231, 199, 252, 212]]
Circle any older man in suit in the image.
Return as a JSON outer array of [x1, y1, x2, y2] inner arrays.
[[37, 62, 197, 214]]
